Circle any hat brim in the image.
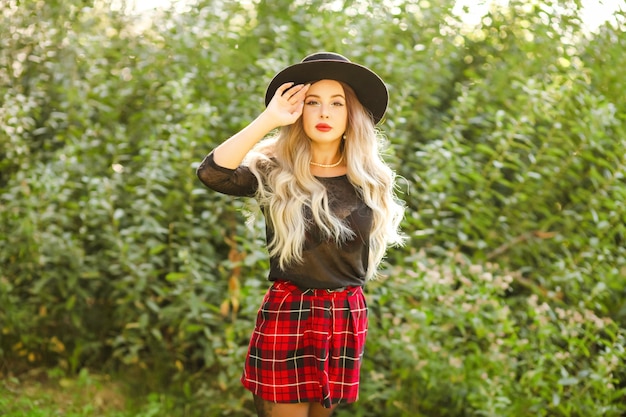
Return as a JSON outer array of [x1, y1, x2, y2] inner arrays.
[[264, 60, 388, 124]]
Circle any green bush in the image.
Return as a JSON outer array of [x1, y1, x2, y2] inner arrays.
[[345, 256, 625, 417], [1, 0, 625, 415]]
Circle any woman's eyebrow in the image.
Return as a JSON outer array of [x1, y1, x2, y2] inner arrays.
[[305, 94, 346, 99]]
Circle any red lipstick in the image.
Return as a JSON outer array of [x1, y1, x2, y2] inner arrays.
[[315, 123, 331, 132]]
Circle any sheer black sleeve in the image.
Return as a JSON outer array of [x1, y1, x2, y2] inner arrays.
[[196, 151, 258, 197]]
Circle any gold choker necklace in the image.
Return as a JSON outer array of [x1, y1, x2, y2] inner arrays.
[[309, 155, 344, 168]]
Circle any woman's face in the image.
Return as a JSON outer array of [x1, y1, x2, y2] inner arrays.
[[302, 79, 348, 144]]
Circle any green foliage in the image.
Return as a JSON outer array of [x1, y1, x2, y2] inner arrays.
[[1, 0, 625, 416], [343, 256, 625, 417], [0, 368, 171, 417]]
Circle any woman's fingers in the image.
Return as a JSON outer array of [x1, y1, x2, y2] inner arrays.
[[290, 83, 310, 103], [275, 82, 295, 98], [266, 82, 310, 126], [275, 82, 309, 103]]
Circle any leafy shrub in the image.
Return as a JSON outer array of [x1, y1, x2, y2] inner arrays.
[[344, 255, 626, 417]]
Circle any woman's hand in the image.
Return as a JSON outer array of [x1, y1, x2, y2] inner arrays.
[[264, 82, 310, 127], [209, 83, 310, 169]]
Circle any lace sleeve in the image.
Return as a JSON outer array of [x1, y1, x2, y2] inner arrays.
[[196, 151, 258, 197]]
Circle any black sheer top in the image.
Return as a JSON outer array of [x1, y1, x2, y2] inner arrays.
[[196, 152, 372, 289]]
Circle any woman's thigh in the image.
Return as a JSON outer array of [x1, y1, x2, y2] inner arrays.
[[253, 396, 337, 417], [253, 396, 308, 417], [309, 401, 337, 417]]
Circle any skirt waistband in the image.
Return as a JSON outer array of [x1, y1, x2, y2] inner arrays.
[[272, 280, 360, 297]]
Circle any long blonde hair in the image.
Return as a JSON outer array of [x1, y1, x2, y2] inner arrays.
[[246, 82, 404, 278]]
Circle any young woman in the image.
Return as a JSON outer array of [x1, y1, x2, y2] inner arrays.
[[197, 52, 404, 417]]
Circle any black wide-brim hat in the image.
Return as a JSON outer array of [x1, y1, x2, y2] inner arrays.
[[264, 52, 388, 124]]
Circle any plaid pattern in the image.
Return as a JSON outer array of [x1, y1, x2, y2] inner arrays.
[[241, 280, 368, 408]]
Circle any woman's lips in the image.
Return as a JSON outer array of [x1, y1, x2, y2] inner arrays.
[[315, 123, 331, 132]]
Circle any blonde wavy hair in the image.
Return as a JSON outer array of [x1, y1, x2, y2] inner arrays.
[[246, 81, 404, 278]]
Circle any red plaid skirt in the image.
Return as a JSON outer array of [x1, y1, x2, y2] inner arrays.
[[241, 280, 368, 408]]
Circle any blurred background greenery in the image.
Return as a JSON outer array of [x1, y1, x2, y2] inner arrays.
[[1, 0, 625, 415]]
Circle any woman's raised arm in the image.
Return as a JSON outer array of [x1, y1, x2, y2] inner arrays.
[[211, 82, 310, 169]]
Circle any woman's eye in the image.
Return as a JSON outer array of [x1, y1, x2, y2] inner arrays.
[[305, 100, 344, 107]]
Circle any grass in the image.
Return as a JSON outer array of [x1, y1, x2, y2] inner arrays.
[[0, 368, 166, 417]]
